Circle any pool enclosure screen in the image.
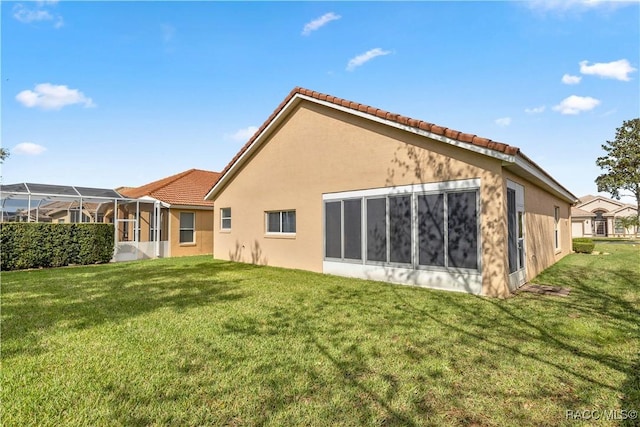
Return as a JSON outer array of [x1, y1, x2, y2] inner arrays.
[[0, 182, 168, 261]]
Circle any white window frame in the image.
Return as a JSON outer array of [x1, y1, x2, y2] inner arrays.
[[179, 212, 196, 244], [322, 179, 483, 294], [265, 210, 296, 235], [220, 207, 232, 231], [70, 207, 90, 224]]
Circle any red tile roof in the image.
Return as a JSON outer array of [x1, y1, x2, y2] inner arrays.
[[120, 169, 220, 207], [208, 87, 523, 197]]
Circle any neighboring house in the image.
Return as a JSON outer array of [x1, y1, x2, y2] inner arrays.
[[204, 87, 578, 297], [571, 195, 639, 238], [118, 168, 221, 259], [31, 201, 108, 224]]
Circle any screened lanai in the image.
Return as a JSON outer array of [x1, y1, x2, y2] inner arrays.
[[0, 183, 169, 261]]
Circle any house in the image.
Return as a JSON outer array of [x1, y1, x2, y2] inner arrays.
[[204, 88, 578, 297], [118, 168, 221, 259], [27, 200, 107, 224], [571, 195, 638, 237]]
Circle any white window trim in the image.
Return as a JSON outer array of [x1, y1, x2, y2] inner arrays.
[[179, 212, 196, 244], [265, 210, 296, 236], [322, 180, 482, 294], [220, 207, 232, 231], [323, 178, 480, 201]]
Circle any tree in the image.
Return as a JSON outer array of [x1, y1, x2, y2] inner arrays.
[[595, 118, 640, 226], [617, 215, 639, 238], [0, 148, 8, 163]]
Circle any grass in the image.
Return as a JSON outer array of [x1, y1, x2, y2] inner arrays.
[[2, 243, 639, 426]]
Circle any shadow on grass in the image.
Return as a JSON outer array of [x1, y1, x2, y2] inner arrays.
[[1, 258, 260, 359], [205, 254, 638, 425], [621, 352, 640, 427], [3, 250, 638, 425]]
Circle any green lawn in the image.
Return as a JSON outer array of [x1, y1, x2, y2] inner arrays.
[[2, 243, 639, 426]]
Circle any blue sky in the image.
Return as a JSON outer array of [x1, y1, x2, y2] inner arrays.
[[2, 1, 639, 202]]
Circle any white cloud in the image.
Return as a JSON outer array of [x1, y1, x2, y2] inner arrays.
[[552, 95, 600, 115], [527, 0, 637, 13], [346, 48, 391, 71], [561, 74, 582, 85], [302, 12, 341, 36], [161, 24, 175, 43], [13, 5, 52, 23], [13, 2, 63, 28], [525, 105, 546, 114], [13, 142, 47, 156], [579, 59, 637, 81], [495, 117, 512, 127], [227, 126, 258, 142], [16, 83, 95, 110]]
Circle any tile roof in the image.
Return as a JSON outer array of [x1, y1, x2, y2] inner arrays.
[[571, 207, 595, 217], [577, 195, 597, 205], [120, 169, 220, 207], [208, 87, 523, 197]]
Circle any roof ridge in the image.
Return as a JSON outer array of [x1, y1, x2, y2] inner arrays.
[[132, 168, 197, 197], [205, 87, 522, 197]]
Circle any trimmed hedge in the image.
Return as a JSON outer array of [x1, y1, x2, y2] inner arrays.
[[0, 223, 114, 271], [572, 238, 595, 254]]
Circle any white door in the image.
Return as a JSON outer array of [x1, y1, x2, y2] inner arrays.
[[507, 181, 526, 291]]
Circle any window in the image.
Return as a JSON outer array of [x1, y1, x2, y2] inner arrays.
[[614, 219, 625, 234], [324, 185, 480, 271], [366, 198, 387, 262], [70, 208, 90, 223], [266, 210, 296, 234], [554, 206, 560, 250], [221, 208, 231, 230], [325, 202, 342, 258], [389, 195, 412, 264], [97, 213, 105, 223], [343, 199, 362, 260], [447, 191, 478, 269], [179, 212, 195, 243], [418, 194, 445, 267], [324, 199, 361, 260]]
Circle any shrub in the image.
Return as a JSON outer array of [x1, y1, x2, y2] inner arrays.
[[572, 238, 595, 254], [0, 223, 114, 271]]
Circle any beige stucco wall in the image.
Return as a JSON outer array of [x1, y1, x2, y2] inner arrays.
[[579, 198, 622, 213], [502, 170, 572, 281], [169, 208, 213, 257], [212, 101, 514, 297]]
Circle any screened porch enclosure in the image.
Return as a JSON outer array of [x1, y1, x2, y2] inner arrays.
[[113, 200, 170, 261], [0, 183, 169, 262]]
